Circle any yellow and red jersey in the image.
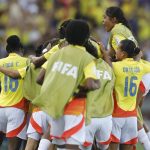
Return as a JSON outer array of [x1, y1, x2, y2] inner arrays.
[[112, 58, 150, 117], [0, 53, 27, 109]]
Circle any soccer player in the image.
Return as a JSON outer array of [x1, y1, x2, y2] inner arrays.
[[24, 20, 73, 150], [80, 42, 115, 150], [33, 19, 100, 149], [103, 6, 138, 59], [31, 19, 72, 68], [0, 35, 28, 150], [109, 39, 150, 150]]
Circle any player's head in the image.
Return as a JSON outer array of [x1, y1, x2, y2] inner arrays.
[[58, 19, 72, 39], [116, 39, 140, 60], [103, 6, 130, 32], [6, 35, 23, 53], [66, 20, 90, 46]]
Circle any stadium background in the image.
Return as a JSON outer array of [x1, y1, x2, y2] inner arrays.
[[0, 0, 150, 149]]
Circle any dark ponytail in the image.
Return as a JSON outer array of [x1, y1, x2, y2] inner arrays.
[[84, 40, 99, 59], [106, 6, 131, 30], [120, 39, 140, 58]]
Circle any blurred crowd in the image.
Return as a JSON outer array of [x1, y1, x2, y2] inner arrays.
[[0, 0, 150, 59]]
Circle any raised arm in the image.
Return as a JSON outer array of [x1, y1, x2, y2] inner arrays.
[[31, 56, 47, 68], [98, 42, 112, 67]]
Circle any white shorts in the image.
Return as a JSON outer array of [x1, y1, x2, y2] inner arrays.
[[81, 116, 112, 150], [111, 117, 138, 144], [51, 114, 85, 145], [0, 107, 27, 140], [27, 111, 51, 141]]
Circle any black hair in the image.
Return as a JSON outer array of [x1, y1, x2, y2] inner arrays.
[[6, 35, 23, 53], [84, 40, 99, 59], [58, 19, 72, 39], [106, 6, 131, 30], [36, 38, 60, 56], [120, 39, 140, 58], [66, 19, 90, 45]]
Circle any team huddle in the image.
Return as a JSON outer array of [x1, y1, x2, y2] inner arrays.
[[0, 6, 150, 150]]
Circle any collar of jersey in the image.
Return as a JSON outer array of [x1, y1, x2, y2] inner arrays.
[[70, 45, 86, 51], [9, 53, 19, 56]]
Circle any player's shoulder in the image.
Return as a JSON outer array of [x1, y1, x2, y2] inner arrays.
[[112, 60, 123, 66]]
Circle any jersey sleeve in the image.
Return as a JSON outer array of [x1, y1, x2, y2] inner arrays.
[[42, 61, 47, 70], [43, 45, 59, 60], [111, 34, 126, 51], [83, 61, 97, 80], [18, 67, 27, 78]]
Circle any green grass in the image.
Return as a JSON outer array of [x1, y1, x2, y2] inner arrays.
[[136, 143, 144, 150]]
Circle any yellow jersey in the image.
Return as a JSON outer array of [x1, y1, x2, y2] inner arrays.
[[113, 58, 150, 117], [43, 44, 59, 60], [0, 53, 27, 107], [108, 23, 138, 51]]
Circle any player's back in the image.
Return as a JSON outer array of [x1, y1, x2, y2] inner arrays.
[[109, 23, 138, 51], [0, 53, 27, 107], [87, 58, 115, 119], [113, 58, 149, 112]]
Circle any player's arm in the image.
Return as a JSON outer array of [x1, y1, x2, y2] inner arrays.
[[83, 78, 100, 91], [136, 81, 145, 108], [83, 61, 100, 91], [98, 42, 112, 67], [0, 66, 22, 79], [36, 62, 47, 85], [36, 68, 46, 85], [30, 42, 52, 68], [108, 47, 116, 60], [31, 56, 47, 68], [109, 34, 126, 61], [31, 44, 59, 68]]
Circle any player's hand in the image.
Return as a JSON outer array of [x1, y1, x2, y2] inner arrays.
[[45, 43, 52, 52], [97, 42, 107, 56]]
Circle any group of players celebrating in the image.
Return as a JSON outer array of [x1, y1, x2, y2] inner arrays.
[[0, 6, 150, 150]]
